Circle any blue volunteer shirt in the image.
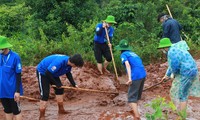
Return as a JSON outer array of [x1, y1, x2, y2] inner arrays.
[[37, 54, 72, 77], [94, 23, 114, 43], [120, 51, 146, 81], [0, 50, 23, 98]]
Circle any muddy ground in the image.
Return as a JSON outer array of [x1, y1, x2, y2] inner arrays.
[[0, 60, 200, 120]]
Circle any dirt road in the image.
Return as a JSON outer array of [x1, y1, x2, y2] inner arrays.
[[0, 61, 200, 120]]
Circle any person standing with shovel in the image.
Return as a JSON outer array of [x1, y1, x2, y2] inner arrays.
[[115, 39, 146, 120], [0, 36, 23, 120], [93, 15, 117, 75]]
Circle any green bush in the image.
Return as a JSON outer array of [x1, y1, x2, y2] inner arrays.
[[0, 0, 199, 69]]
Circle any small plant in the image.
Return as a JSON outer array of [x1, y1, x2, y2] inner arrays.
[[177, 109, 187, 120], [145, 96, 187, 120]]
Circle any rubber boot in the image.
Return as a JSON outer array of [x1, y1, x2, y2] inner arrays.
[[58, 102, 70, 114], [39, 108, 45, 120]]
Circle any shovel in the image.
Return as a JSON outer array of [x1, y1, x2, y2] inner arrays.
[[143, 78, 171, 91], [104, 26, 119, 81], [20, 96, 39, 102], [52, 85, 119, 95], [117, 77, 171, 92]]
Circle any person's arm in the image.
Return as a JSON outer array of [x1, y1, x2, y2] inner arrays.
[[168, 50, 180, 74], [162, 23, 170, 38], [108, 37, 112, 44], [15, 73, 21, 93], [14, 73, 21, 102], [14, 56, 22, 102], [66, 72, 76, 87], [162, 49, 180, 82], [96, 23, 107, 36], [125, 61, 132, 85], [96, 27, 104, 36], [166, 67, 172, 77], [108, 27, 114, 43], [45, 70, 62, 88]]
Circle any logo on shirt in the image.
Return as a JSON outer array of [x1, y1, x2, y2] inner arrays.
[[51, 66, 57, 71], [96, 27, 100, 31], [17, 63, 22, 70]]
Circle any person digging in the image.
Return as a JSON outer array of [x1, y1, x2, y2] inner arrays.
[[115, 39, 146, 120], [93, 15, 117, 75], [36, 54, 84, 120], [158, 38, 200, 118]]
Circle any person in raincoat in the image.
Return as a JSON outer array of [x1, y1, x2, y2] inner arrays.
[[158, 38, 200, 116], [0, 36, 23, 120]]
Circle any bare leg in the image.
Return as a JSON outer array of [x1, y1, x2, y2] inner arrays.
[[180, 101, 187, 111], [15, 113, 22, 120], [39, 100, 47, 120], [56, 95, 69, 114], [179, 101, 187, 119], [103, 60, 110, 73], [129, 103, 141, 120], [5, 113, 13, 120], [97, 63, 103, 74]]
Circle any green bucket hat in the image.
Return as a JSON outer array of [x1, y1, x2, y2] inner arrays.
[[0, 36, 13, 49], [158, 38, 172, 49], [103, 15, 117, 24], [115, 39, 132, 51]]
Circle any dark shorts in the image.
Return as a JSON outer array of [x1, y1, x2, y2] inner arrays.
[[1, 98, 21, 115], [94, 42, 112, 63], [128, 78, 145, 103], [36, 71, 64, 101]]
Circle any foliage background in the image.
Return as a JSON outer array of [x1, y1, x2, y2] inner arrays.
[[0, 0, 199, 74]]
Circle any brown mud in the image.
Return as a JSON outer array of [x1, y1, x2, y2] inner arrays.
[[0, 61, 200, 120]]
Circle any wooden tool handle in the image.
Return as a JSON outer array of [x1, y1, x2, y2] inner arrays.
[[104, 27, 119, 80], [20, 96, 39, 102], [143, 78, 171, 91], [52, 85, 118, 94]]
